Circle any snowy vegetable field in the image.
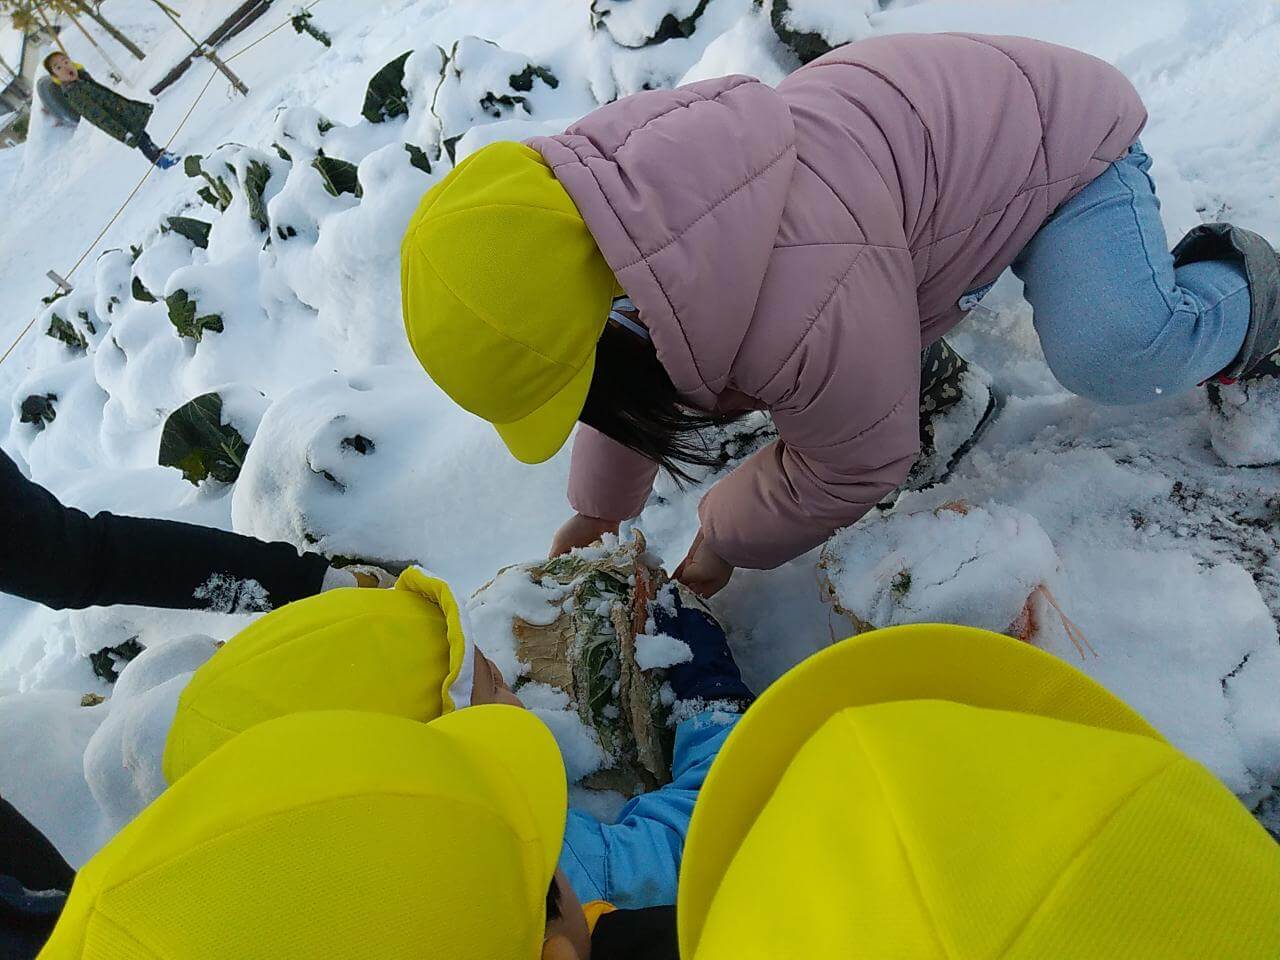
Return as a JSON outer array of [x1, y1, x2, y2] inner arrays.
[[1, 0, 1279, 866]]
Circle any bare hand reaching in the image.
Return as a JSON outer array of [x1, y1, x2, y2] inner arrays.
[[674, 531, 735, 598], [549, 513, 621, 558]]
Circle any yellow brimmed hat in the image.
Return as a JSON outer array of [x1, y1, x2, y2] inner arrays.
[[678, 625, 1280, 959], [163, 567, 474, 784], [41, 707, 566, 960], [400, 140, 616, 464]]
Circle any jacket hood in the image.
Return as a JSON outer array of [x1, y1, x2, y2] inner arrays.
[[529, 76, 796, 408]]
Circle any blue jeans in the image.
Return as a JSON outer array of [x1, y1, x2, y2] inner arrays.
[[1012, 142, 1250, 403]]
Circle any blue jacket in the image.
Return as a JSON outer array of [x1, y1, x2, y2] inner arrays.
[[560, 711, 740, 909]]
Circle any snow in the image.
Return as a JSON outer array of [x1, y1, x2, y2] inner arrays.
[[518, 680, 611, 783], [634, 632, 694, 671], [1, 0, 1278, 865], [821, 502, 1061, 637], [777, 0, 876, 45], [82, 635, 219, 832], [1208, 377, 1280, 467]]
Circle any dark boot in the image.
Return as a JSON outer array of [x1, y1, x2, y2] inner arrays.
[[1175, 224, 1280, 466], [1173, 223, 1280, 383], [900, 338, 1003, 493]]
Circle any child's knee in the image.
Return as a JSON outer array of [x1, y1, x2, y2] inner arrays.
[[1041, 338, 1170, 405]]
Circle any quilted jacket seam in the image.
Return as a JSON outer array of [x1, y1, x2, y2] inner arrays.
[[800, 382, 915, 453], [760, 244, 869, 395], [794, 155, 868, 242], [616, 143, 796, 268], [959, 36, 1052, 221], [610, 76, 755, 156], [808, 61, 943, 274]]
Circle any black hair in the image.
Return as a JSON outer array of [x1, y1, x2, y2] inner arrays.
[[580, 323, 747, 486], [546, 877, 561, 923]]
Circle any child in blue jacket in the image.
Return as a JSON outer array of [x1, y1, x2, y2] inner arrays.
[[547, 597, 753, 957]]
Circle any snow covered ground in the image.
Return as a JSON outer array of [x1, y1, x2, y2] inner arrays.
[[0, 0, 1278, 865]]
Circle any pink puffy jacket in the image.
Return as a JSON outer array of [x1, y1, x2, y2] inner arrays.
[[528, 33, 1146, 569]]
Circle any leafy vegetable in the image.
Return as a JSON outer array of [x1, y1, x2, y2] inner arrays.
[[404, 142, 432, 174], [165, 289, 223, 342], [312, 155, 363, 198], [89, 637, 144, 683], [19, 393, 57, 430], [184, 154, 233, 211], [165, 216, 212, 249], [290, 9, 332, 46], [362, 51, 413, 123], [508, 64, 558, 91], [131, 275, 157, 302], [46, 314, 87, 351], [243, 159, 272, 230], [158, 392, 250, 485]]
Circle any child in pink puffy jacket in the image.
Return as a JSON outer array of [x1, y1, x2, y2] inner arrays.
[[401, 33, 1278, 597]]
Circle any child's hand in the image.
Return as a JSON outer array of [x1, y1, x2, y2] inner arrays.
[[652, 589, 753, 712], [549, 513, 620, 557], [674, 532, 735, 598]]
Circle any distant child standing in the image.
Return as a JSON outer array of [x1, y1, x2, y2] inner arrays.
[[43, 51, 179, 168]]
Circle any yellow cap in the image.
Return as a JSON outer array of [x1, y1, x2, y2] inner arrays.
[[163, 567, 474, 784], [41, 707, 567, 960], [679, 625, 1280, 959], [400, 140, 616, 464]]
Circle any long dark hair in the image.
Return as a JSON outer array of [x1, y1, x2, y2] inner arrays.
[[579, 322, 746, 485]]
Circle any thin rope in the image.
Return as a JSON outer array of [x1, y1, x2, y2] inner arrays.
[[224, 0, 325, 62]]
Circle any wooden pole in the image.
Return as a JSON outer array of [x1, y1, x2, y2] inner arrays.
[[0, 52, 28, 96], [71, 1, 146, 60], [46, 269, 73, 293], [146, 0, 249, 95], [31, 5, 70, 56], [60, 6, 128, 81]]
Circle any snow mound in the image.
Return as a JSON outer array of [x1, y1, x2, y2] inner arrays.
[[231, 366, 573, 584], [1206, 378, 1280, 468], [821, 502, 1060, 636], [0, 691, 108, 867], [83, 635, 220, 831]]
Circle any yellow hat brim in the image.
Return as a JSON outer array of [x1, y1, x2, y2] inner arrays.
[[678, 624, 1164, 957], [429, 704, 568, 880], [493, 348, 596, 465]]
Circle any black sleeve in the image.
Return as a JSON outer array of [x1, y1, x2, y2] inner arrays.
[[0, 795, 73, 892], [1, 450, 330, 611], [0, 796, 71, 959], [591, 907, 679, 960]]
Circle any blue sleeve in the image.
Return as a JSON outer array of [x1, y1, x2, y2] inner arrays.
[[559, 711, 740, 909]]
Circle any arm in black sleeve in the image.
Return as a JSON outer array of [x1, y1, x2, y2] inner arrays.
[[1, 449, 330, 611]]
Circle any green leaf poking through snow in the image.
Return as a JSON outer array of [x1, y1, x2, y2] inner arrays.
[[158, 392, 250, 485], [185, 154, 233, 211], [89, 637, 144, 683], [131, 275, 157, 303], [242, 159, 272, 231], [509, 64, 559, 92], [166, 289, 224, 342], [405, 142, 432, 174], [46, 314, 87, 351], [20, 393, 57, 430], [165, 216, 212, 249], [362, 51, 412, 123], [312, 156, 363, 198]]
